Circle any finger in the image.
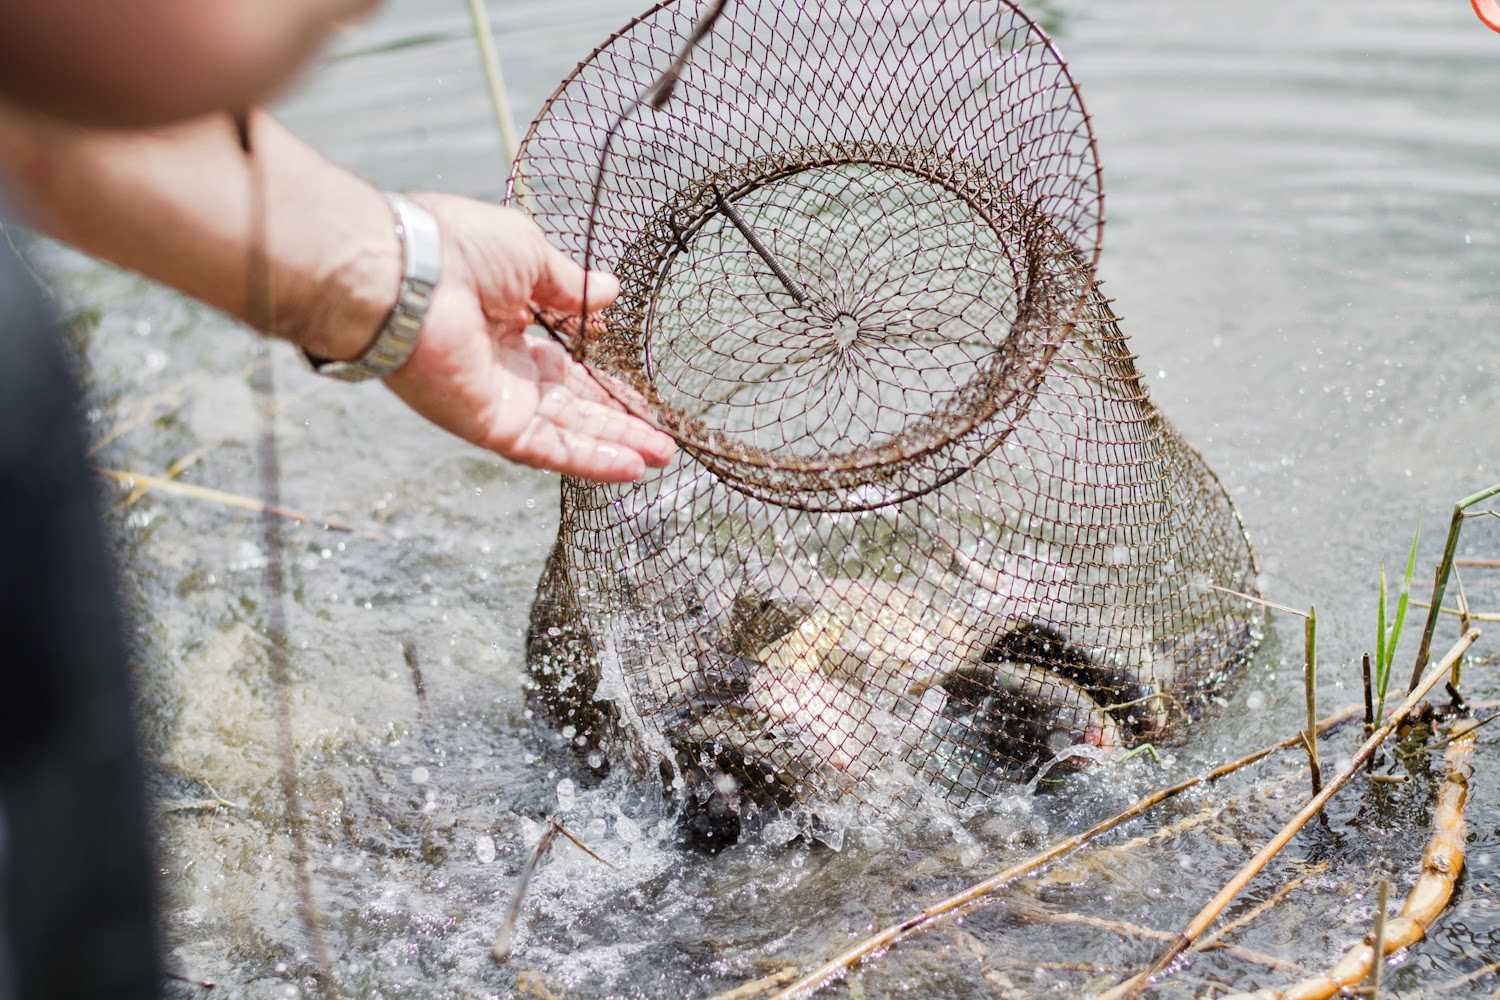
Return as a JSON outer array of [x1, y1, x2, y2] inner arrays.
[[504, 419, 650, 483], [535, 387, 676, 468], [530, 237, 621, 315]]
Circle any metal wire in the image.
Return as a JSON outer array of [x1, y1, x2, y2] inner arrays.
[[513, 0, 1259, 821]]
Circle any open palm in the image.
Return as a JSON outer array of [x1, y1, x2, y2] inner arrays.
[[384, 194, 674, 483]]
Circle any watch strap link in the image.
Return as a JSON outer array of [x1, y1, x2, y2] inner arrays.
[[304, 192, 442, 382]]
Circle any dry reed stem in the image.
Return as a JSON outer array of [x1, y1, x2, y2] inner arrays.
[[1209, 585, 1308, 619], [764, 703, 1366, 999], [98, 468, 378, 538], [1412, 600, 1500, 623], [463, 0, 523, 184], [1105, 629, 1480, 1000], [1303, 609, 1323, 798], [120, 449, 203, 508], [1457, 558, 1500, 569], [1219, 716, 1478, 1000]]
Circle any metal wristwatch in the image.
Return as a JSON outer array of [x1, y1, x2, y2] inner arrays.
[[304, 192, 442, 381]]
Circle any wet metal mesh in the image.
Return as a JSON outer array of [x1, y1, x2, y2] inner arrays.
[[514, 0, 1260, 817]]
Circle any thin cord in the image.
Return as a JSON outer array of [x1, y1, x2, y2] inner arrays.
[[235, 108, 340, 999]]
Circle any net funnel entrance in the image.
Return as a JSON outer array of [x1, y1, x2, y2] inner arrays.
[[516, 0, 1259, 822]]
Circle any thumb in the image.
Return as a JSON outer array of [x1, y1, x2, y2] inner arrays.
[[531, 240, 620, 314]]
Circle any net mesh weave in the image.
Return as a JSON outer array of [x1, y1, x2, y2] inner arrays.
[[515, 0, 1260, 815]]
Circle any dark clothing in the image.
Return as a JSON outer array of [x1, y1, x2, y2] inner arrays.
[[0, 218, 162, 998]]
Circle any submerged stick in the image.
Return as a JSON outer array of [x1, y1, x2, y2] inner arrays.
[[765, 703, 1366, 999], [1195, 862, 1326, 955], [1106, 629, 1479, 1000], [1208, 585, 1308, 619], [1009, 901, 1311, 977]]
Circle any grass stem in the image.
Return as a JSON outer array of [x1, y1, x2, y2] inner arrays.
[[1303, 608, 1323, 798], [463, 0, 523, 190]]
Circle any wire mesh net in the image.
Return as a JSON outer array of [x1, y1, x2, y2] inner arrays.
[[515, 0, 1260, 823]]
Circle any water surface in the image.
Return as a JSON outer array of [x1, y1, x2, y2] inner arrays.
[[27, 0, 1500, 996]]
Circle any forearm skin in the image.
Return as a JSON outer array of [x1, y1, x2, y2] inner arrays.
[[0, 105, 397, 360]]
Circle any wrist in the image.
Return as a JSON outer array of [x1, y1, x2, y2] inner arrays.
[[280, 179, 401, 361]]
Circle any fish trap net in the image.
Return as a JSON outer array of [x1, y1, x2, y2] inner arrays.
[[516, 0, 1259, 821]]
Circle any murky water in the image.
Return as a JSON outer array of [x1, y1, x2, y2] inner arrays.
[[17, 0, 1500, 996]]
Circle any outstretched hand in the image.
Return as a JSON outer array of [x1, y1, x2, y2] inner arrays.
[[384, 194, 675, 483]]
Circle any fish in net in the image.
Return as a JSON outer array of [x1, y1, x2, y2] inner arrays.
[[512, 0, 1260, 839]]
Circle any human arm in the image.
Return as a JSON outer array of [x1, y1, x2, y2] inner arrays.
[[0, 106, 675, 481]]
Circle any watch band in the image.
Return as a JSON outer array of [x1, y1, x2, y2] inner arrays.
[[304, 192, 442, 382]]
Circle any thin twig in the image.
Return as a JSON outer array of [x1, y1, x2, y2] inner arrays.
[[120, 449, 203, 508], [1410, 601, 1500, 623], [492, 818, 611, 963], [1457, 558, 1500, 569], [97, 468, 377, 537], [236, 108, 340, 1000], [1303, 608, 1323, 798], [1431, 960, 1500, 992], [765, 703, 1366, 999], [1208, 585, 1307, 619], [1105, 629, 1479, 1000], [1369, 878, 1390, 999]]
